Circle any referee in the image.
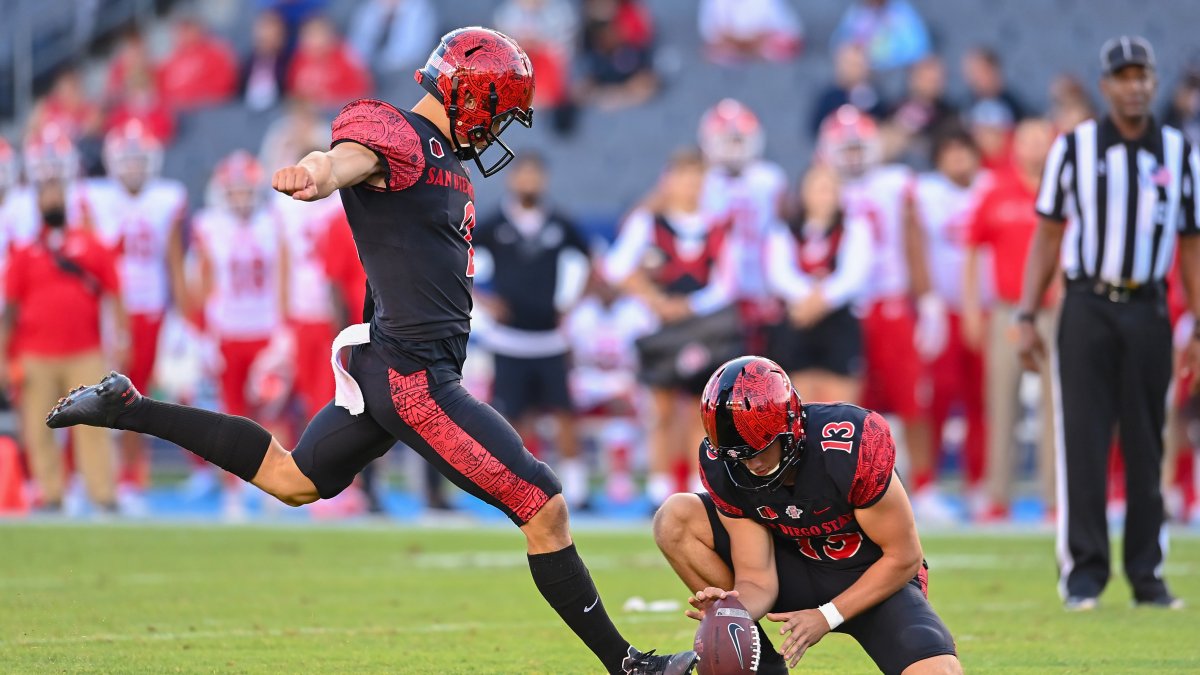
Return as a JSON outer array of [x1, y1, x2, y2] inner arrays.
[[1017, 35, 1200, 611]]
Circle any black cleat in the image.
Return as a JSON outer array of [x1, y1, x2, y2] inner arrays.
[[622, 647, 697, 675], [1134, 593, 1185, 610], [45, 371, 141, 429]]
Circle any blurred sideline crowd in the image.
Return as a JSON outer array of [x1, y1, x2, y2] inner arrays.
[[2, 0, 1200, 524]]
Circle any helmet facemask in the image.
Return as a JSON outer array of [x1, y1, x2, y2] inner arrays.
[[447, 78, 533, 177], [713, 405, 804, 493]]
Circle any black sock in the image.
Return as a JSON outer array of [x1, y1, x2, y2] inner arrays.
[[116, 398, 273, 482], [528, 544, 631, 674]]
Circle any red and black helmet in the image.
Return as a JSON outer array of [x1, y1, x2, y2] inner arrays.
[[415, 26, 534, 177], [701, 355, 804, 491]]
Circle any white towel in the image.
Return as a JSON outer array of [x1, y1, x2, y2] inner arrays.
[[331, 323, 372, 415]]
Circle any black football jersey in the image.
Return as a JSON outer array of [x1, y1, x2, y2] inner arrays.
[[332, 99, 476, 350], [699, 403, 896, 572]]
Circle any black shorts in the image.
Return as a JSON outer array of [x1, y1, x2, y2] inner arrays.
[[491, 353, 573, 420], [700, 493, 955, 675], [290, 336, 561, 525], [766, 306, 864, 377]]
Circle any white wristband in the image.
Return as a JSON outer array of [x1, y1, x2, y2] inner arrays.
[[817, 602, 844, 630]]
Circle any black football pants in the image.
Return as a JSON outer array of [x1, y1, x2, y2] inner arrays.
[[1053, 288, 1173, 600]]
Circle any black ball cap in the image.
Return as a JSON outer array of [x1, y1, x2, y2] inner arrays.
[[1101, 35, 1156, 75]]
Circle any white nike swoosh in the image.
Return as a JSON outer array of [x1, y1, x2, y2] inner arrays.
[[584, 597, 600, 613]]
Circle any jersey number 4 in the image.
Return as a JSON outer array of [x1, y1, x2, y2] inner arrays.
[[459, 200, 476, 277], [820, 422, 855, 453]]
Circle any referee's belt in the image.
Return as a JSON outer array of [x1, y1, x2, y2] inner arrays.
[[1065, 277, 1165, 303]]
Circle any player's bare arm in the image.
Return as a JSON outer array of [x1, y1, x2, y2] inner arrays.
[[1015, 216, 1066, 371], [686, 512, 778, 621], [274, 142, 382, 202]]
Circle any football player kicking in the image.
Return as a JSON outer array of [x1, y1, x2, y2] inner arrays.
[[654, 356, 960, 674], [46, 27, 696, 675]]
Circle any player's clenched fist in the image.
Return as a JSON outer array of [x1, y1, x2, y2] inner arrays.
[[273, 165, 319, 201]]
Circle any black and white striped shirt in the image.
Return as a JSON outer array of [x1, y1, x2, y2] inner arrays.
[[1036, 116, 1200, 284]]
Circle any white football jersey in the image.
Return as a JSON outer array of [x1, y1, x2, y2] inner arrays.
[[911, 170, 991, 310], [273, 191, 342, 323], [86, 177, 188, 315], [565, 295, 657, 410], [842, 164, 913, 302], [701, 160, 788, 299], [193, 207, 282, 340]]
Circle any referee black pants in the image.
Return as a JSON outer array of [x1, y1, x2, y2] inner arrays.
[[1054, 288, 1173, 600]]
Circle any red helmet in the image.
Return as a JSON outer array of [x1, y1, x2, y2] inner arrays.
[[23, 124, 79, 184], [103, 119, 163, 191], [0, 137, 16, 191], [211, 150, 263, 217], [816, 105, 882, 178], [701, 355, 804, 492], [415, 26, 534, 177], [698, 99, 764, 170]]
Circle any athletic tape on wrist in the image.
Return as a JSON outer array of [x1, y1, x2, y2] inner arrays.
[[818, 602, 844, 630]]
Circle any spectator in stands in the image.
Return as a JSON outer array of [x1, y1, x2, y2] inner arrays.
[[885, 55, 958, 167], [831, 0, 931, 72], [1163, 67, 1200, 145], [157, 16, 239, 111], [105, 30, 153, 107], [967, 98, 1015, 171], [810, 44, 888, 138], [577, 0, 659, 111], [698, 0, 802, 64], [286, 16, 372, 110], [3, 171, 126, 514], [495, 0, 578, 133], [1047, 74, 1096, 133], [962, 119, 1057, 521], [961, 47, 1027, 122], [347, 0, 437, 84], [27, 67, 103, 163], [258, 98, 331, 172], [472, 153, 593, 511], [105, 68, 174, 144], [240, 10, 291, 113], [257, 0, 329, 47]]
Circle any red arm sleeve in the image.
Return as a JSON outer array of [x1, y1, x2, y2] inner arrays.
[[849, 412, 896, 508], [331, 99, 425, 192]]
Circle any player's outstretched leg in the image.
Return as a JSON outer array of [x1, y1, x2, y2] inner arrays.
[[45, 372, 320, 506], [653, 493, 787, 675], [522, 494, 698, 675]]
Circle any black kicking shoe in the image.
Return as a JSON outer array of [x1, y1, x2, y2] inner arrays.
[[622, 646, 698, 675], [45, 372, 141, 429], [1134, 593, 1185, 609]]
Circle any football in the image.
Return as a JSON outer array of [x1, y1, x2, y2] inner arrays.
[[694, 595, 761, 674]]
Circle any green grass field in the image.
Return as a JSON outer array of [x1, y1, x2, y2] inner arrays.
[[0, 524, 1197, 673]]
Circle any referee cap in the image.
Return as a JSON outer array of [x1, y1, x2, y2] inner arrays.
[[1101, 35, 1156, 75]]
